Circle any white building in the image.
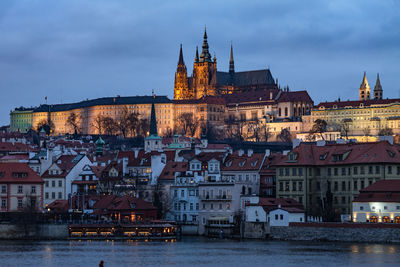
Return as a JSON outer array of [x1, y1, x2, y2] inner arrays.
[[353, 180, 400, 223], [268, 207, 305, 226]]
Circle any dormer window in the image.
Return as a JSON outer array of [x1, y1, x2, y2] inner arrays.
[[319, 152, 328, 160], [239, 160, 245, 167], [251, 160, 258, 167], [226, 161, 232, 167]]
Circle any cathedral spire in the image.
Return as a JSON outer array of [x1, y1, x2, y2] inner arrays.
[[200, 26, 212, 62], [229, 43, 235, 74], [374, 73, 383, 100], [195, 46, 199, 63], [178, 44, 185, 65]]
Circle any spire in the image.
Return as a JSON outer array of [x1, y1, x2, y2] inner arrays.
[[195, 46, 199, 63], [149, 97, 158, 136], [200, 26, 212, 62], [229, 43, 235, 73], [360, 71, 370, 89], [178, 44, 185, 65], [374, 73, 383, 100], [359, 72, 371, 101]]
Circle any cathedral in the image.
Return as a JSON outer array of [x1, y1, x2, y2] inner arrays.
[[174, 29, 278, 100]]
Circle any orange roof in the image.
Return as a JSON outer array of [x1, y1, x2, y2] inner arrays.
[[222, 153, 264, 171], [354, 180, 400, 203], [159, 161, 188, 180]]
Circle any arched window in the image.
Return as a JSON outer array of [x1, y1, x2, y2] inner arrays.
[[278, 108, 281, 117], [395, 216, 400, 224], [284, 107, 288, 117], [382, 216, 391, 223], [370, 216, 378, 223]]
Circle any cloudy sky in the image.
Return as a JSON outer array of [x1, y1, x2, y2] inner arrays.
[[0, 0, 399, 125]]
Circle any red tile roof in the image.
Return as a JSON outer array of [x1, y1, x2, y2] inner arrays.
[[158, 161, 188, 181], [277, 90, 313, 103], [354, 180, 400, 203], [93, 195, 156, 212], [0, 162, 44, 184], [255, 197, 304, 212], [222, 153, 264, 171], [274, 141, 400, 166], [316, 98, 400, 109], [0, 142, 37, 153]]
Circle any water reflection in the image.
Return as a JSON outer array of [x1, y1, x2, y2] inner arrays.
[[0, 238, 399, 267]]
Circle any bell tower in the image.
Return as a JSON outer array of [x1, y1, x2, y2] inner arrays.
[[174, 44, 190, 100], [193, 27, 217, 99], [373, 73, 383, 100], [359, 72, 371, 101]]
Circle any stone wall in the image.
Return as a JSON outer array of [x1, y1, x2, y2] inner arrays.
[[270, 223, 400, 243], [0, 223, 69, 240], [243, 222, 269, 239]]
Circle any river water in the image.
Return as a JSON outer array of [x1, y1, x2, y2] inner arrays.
[[0, 237, 399, 267]]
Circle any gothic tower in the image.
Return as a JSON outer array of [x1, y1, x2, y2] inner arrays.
[[193, 27, 217, 99], [174, 44, 190, 100], [373, 73, 383, 100], [359, 72, 371, 101], [229, 43, 235, 86]]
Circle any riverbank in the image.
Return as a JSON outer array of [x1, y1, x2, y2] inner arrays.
[[269, 223, 400, 243]]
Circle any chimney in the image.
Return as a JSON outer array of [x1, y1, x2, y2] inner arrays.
[[247, 149, 253, 157], [134, 148, 139, 158], [238, 149, 244, 157], [122, 157, 128, 175], [195, 147, 201, 155], [292, 138, 302, 149], [270, 91, 273, 100], [265, 149, 271, 157]]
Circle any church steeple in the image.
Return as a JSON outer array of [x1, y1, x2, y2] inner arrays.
[[174, 44, 190, 100], [229, 43, 235, 74], [374, 73, 383, 100], [149, 96, 158, 136], [195, 46, 199, 63], [200, 27, 212, 62], [359, 72, 371, 101]]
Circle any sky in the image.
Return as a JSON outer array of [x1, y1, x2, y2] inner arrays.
[[0, 0, 399, 125]]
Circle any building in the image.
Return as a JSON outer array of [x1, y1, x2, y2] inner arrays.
[[274, 141, 400, 218], [353, 180, 400, 223], [0, 162, 44, 212], [174, 29, 278, 100]]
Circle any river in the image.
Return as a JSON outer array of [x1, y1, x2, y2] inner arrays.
[[0, 237, 399, 266]]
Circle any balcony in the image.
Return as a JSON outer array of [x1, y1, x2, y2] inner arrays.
[[199, 195, 232, 201]]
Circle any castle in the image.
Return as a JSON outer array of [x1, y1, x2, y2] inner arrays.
[[174, 28, 278, 100]]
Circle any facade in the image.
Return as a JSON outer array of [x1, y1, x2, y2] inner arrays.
[[174, 29, 278, 100], [268, 207, 305, 226], [0, 163, 44, 212], [274, 141, 400, 218], [353, 180, 400, 223]]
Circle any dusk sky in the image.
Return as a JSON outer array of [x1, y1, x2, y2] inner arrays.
[[1, 0, 399, 125]]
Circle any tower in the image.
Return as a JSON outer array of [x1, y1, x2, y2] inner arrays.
[[373, 73, 383, 100], [359, 72, 371, 101], [192, 27, 217, 99], [145, 95, 162, 151], [173, 44, 190, 100], [229, 43, 235, 86]]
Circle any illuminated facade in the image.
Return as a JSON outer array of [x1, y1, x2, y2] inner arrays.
[[174, 28, 278, 100]]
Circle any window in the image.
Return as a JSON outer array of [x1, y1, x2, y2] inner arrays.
[[334, 168, 338, 176], [219, 203, 222, 210], [183, 203, 186, 211], [292, 181, 297, 191], [341, 168, 346, 176], [327, 168, 332, 176], [45, 192, 49, 199], [275, 214, 278, 220], [285, 168, 289, 176], [334, 181, 338, 191], [190, 203, 193, 211], [360, 206, 364, 211], [18, 199, 23, 208], [292, 168, 297, 176], [18, 186, 23, 194], [210, 203, 214, 210], [58, 180, 62, 187], [298, 181, 303, 191], [202, 203, 206, 210], [52, 181, 55, 187], [285, 182, 289, 191], [317, 182, 321, 191], [353, 180, 358, 191], [58, 192, 62, 199], [280, 214, 283, 220], [1, 185, 6, 194], [388, 166, 392, 174], [369, 166, 373, 174], [375, 166, 380, 174], [31, 186, 36, 194], [45, 181, 49, 187], [360, 166, 365, 175], [52, 192, 55, 199], [299, 168, 303, 176], [342, 181, 346, 191], [316, 168, 321, 176], [341, 196, 346, 204], [279, 168, 283, 176], [353, 167, 358, 175], [384, 206, 388, 210], [279, 182, 283, 191], [196, 203, 199, 210], [1, 199, 6, 208], [174, 190, 177, 197], [361, 180, 365, 189], [181, 190, 184, 197]]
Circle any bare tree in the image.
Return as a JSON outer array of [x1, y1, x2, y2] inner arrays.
[[260, 123, 271, 142], [340, 120, 351, 140], [66, 112, 81, 134], [92, 114, 104, 135], [277, 128, 292, 143], [139, 118, 150, 136], [176, 112, 200, 137], [310, 119, 327, 140], [378, 127, 394, 136], [102, 116, 117, 135]]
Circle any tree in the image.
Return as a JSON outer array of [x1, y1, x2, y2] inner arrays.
[[378, 127, 393, 136], [37, 119, 54, 135], [247, 118, 262, 142], [310, 119, 327, 140], [102, 116, 117, 135], [277, 128, 291, 143], [92, 114, 104, 135], [176, 112, 200, 137], [340, 120, 351, 140], [138, 118, 150, 136], [66, 112, 81, 134], [260, 123, 271, 142]]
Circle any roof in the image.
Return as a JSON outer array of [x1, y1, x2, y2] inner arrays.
[[255, 197, 304, 213], [277, 90, 314, 103], [274, 141, 400, 166], [92, 195, 156, 212], [222, 152, 264, 171], [173, 95, 226, 105], [158, 161, 188, 180], [224, 89, 279, 106], [42, 154, 85, 178], [353, 180, 400, 203], [211, 69, 276, 87], [315, 98, 400, 109], [0, 162, 44, 184], [47, 200, 69, 213], [32, 95, 172, 113], [0, 142, 37, 153]]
